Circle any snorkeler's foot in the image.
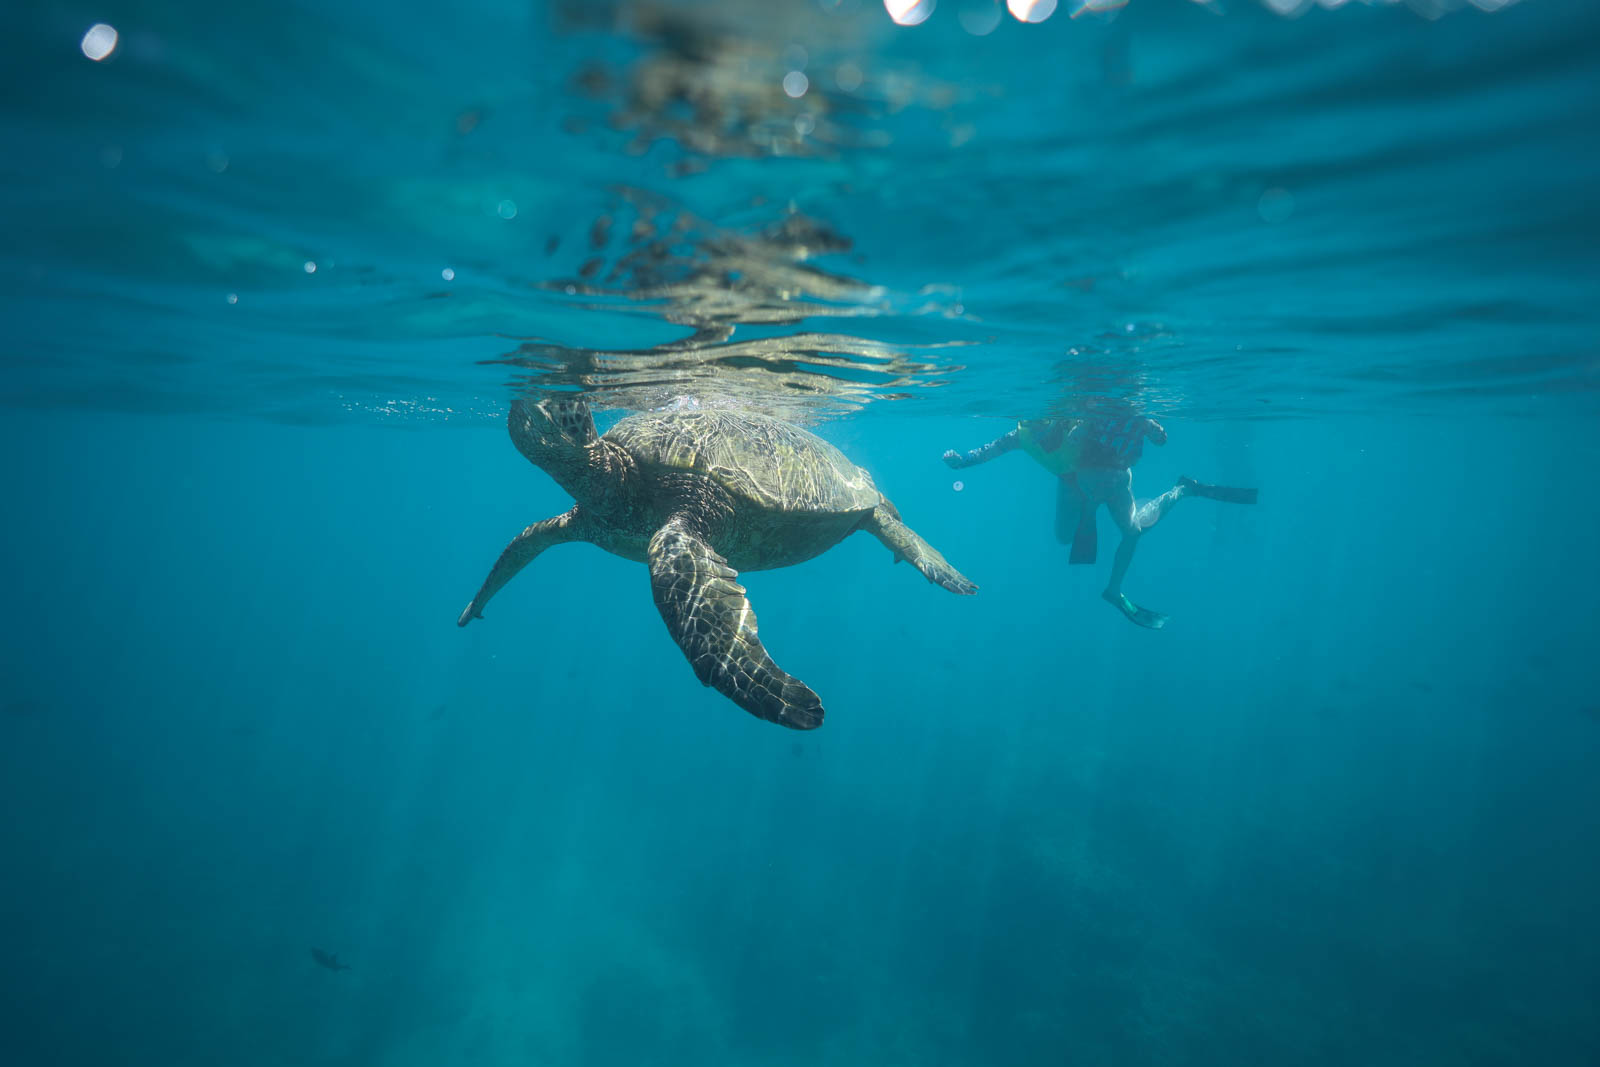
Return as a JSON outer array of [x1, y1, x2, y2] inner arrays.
[[1102, 589, 1168, 630], [1178, 476, 1258, 505]]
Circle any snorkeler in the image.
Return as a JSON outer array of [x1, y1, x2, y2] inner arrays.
[[943, 414, 1257, 629]]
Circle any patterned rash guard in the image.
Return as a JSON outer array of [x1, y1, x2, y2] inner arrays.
[[948, 416, 1162, 474], [1071, 416, 1159, 470]]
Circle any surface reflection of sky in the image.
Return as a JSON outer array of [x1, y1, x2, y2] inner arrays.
[[4, 0, 1588, 427]]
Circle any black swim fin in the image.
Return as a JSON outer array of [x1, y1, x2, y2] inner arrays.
[[1069, 507, 1097, 565], [1180, 477, 1258, 505], [1056, 478, 1096, 562]]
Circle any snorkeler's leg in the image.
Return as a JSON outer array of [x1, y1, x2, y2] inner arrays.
[[1128, 475, 1256, 532], [1132, 480, 1189, 532], [1099, 471, 1138, 598], [1096, 470, 1168, 629]]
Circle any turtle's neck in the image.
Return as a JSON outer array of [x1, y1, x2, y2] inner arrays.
[[548, 438, 636, 518]]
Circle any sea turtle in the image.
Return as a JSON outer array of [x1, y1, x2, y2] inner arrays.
[[459, 397, 976, 729]]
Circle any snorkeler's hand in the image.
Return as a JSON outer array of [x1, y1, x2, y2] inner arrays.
[[1145, 420, 1167, 446], [942, 449, 967, 469]]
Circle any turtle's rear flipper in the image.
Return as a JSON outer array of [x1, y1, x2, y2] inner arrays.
[[647, 518, 823, 730], [862, 503, 978, 595]]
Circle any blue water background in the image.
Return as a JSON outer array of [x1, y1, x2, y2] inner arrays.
[[3, 1, 1599, 1064]]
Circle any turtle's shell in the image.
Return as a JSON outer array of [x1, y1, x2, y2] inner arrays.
[[606, 410, 880, 513]]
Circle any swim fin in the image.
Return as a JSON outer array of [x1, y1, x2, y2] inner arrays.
[[1070, 507, 1097, 565], [1056, 478, 1097, 563], [1104, 591, 1168, 630], [1180, 477, 1258, 505]]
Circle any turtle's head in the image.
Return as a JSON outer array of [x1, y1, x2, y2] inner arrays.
[[508, 396, 603, 496], [510, 396, 597, 453]]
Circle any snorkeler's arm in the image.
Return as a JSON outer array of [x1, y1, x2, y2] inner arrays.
[[1142, 419, 1167, 446], [943, 429, 1020, 469]]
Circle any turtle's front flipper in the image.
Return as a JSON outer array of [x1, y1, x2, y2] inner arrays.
[[459, 506, 589, 626], [861, 503, 977, 595], [647, 518, 823, 730]]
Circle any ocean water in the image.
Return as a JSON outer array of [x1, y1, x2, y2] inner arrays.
[[3, 0, 1598, 1064]]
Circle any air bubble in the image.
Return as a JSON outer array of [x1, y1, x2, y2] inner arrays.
[[885, 0, 935, 27], [1007, 0, 1057, 21], [1258, 187, 1295, 224], [959, 2, 1004, 34], [81, 24, 118, 61]]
